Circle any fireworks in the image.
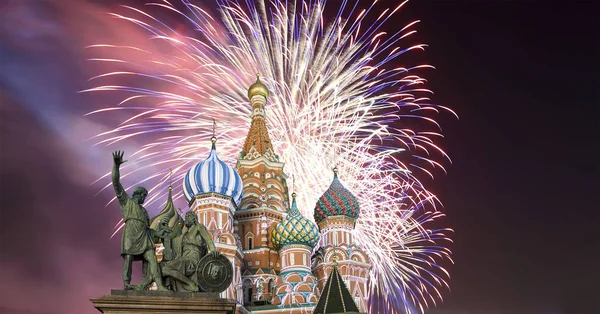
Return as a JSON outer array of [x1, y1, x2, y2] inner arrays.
[[84, 0, 454, 312]]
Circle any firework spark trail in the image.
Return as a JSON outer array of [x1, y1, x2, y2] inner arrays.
[[83, 0, 455, 312]]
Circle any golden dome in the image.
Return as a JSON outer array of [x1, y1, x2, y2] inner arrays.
[[248, 73, 269, 100]]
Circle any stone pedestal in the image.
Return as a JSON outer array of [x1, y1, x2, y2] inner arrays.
[[91, 290, 237, 314]]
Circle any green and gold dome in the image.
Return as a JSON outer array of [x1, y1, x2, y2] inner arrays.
[[271, 193, 320, 250]]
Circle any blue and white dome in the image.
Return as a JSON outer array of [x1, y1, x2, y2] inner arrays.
[[183, 137, 243, 206]]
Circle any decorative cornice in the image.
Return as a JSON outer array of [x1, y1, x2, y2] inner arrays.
[[190, 193, 237, 214], [280, 244, 313, 253], [236, 154, 285, 169], [242, 246, 278, 254], [214, 240, 245, 258], [317, 215, 357, 231], [235, 206, 286, 221], [312, 260, 372, 271]]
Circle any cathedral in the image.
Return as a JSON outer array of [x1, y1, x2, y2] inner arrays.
[[152, 76, 371, 313]]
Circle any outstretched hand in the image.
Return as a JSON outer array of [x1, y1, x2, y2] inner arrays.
[[112, 151, 127, 166]]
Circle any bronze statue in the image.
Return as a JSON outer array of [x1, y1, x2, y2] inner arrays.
[[159, 211, 220, 291], [110, 151, 233, 293], [111, 151, 168, 291]]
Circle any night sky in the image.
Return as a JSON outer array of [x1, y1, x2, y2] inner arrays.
[[0, 1, 598, 314]]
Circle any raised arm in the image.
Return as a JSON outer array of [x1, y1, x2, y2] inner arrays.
[[112, 151, 129, 205]]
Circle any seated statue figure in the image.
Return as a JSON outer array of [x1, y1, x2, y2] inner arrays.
[[158, 211, 218, 291]]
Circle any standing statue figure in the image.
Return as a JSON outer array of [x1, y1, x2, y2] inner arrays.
[[159, 211, 220, 292], [111, 151, 168, 291]]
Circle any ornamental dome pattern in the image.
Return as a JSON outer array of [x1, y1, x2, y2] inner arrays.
[[271, 193, 320, 250], [314, 168, 360, 224], [182, 138, 243, 205]]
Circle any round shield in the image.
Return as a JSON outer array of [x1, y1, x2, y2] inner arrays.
[[197, 253, 233, 292]]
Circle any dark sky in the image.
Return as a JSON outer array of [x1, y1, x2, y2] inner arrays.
[[0, 1, 598, 314]]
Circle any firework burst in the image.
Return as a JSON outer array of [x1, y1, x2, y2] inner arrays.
[[84, 0, 455, 312]]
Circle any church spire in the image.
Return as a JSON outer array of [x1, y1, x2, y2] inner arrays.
[[241, 74, 276, 160], [211, 118, 217, 150], [313, 255, 361, 314]]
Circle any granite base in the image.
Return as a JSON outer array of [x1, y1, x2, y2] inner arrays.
[[91, 290, 237, 314]]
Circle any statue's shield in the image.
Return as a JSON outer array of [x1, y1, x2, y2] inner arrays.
[[197, 253, 233, 292]]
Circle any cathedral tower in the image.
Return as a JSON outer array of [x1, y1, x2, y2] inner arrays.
[[312, 167, 370, 312], [270, 192, 320, 306], [236, 75, 290, 305], [182, 137, 244, 302]]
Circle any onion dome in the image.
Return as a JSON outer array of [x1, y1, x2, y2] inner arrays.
[[183, 137, 244, 205], [314, 167, 360, 224], [247, 74, 269, 99], [271, 193, 320, 250], [149, 186, 184, 238]]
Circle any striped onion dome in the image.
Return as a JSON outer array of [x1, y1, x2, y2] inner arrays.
[[314, 167, 360, 224], [183, 137, 243, 206], [271, 193, 320, 250]]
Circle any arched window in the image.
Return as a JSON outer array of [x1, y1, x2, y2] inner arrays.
[[245, 232, 255, 250], [243, 279, 253, 305]]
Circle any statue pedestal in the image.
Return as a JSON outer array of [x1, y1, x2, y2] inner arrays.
[[91, 290, 237, 314]]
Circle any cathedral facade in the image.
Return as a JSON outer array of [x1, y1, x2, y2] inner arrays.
[[161, 76, 370, 313]]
